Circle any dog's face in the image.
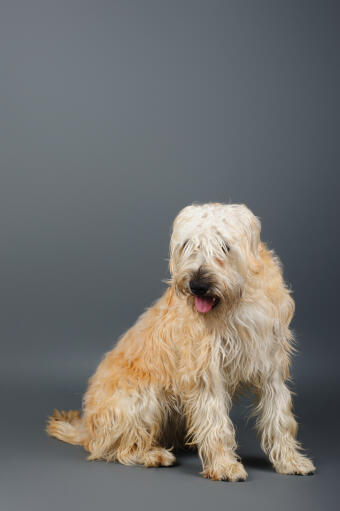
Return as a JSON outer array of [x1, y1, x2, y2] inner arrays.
[[169, 203, 261, 314]]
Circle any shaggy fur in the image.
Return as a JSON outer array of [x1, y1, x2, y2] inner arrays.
[[47, 203, 315, 481]]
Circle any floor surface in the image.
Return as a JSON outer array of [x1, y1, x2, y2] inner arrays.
[[2, 380, 338, 511]]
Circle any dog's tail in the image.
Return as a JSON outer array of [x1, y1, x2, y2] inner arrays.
[[46, 409, 88, 446]]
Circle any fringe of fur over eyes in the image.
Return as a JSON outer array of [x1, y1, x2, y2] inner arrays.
[[47, 203, 315, 481]]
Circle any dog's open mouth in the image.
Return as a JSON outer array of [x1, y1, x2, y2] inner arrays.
[[194, 296, 219, 313]]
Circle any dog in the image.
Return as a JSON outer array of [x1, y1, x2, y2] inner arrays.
[[47, 202, 315, 481]]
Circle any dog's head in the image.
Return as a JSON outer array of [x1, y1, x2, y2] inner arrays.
[[169, 203, 261, 314]]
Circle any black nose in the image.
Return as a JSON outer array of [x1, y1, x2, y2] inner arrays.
[[189, 279, 210, 296]]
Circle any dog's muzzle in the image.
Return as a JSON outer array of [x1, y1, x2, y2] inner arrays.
[[189, 278, 219, 313]]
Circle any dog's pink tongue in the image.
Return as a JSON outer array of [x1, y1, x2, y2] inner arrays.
[[195, 296, 214, 313]]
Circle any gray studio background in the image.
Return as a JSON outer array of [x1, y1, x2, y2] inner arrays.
[[1, 1, 339, 510]]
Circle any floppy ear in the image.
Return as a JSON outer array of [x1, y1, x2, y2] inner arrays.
[[168, 224, 179, 276], [237, 204, 261, 257], [169, 240, 176, 276], [249, 213, 261, 257], [168, 208, 189, 276]]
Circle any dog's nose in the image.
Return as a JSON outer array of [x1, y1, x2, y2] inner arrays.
[[189, 279, 210, 296]]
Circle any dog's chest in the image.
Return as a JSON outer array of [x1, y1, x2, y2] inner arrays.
[[218, 333, 268, 387]]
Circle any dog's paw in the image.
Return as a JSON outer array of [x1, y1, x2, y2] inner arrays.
[[143, 448, 176, 467], [203, 461, 248, 482], [274, 454, 315, 475]]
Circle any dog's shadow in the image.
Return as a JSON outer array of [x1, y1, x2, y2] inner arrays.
[[174, 450, 272, 479], [242, 455, 272, 471], [174, 449, 202, 478]]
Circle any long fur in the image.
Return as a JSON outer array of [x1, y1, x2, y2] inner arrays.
[[47, 203, 315, 480]]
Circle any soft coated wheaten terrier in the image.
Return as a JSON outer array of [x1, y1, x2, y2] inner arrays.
[[47, 203, 315, 481]]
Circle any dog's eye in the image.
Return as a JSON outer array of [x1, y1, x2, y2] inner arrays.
[[222, 242, 230, 255]]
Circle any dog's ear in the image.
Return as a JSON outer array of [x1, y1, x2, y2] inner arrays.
[[169, 240, 175, 276], [169, 226, 178, 276], [169, 210, 188, 276], [248, 212, 261, 257], [237, 204, 261, 257]]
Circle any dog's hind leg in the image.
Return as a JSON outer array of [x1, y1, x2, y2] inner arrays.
[[84, 385, 176, 467]]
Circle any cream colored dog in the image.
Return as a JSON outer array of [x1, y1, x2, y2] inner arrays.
[[47, 203, 315, 481]]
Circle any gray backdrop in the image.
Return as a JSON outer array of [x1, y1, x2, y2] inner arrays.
[[1, 1, 339, 510]]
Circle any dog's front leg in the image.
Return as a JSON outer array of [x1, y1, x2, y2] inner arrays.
[[255, 371, 315, 475], [183, 383, 247, 481]]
